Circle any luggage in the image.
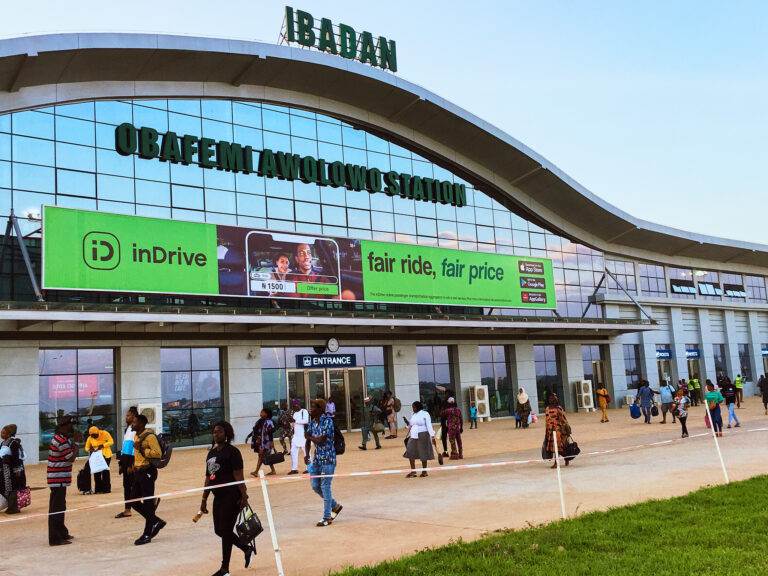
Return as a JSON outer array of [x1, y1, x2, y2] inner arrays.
[[235, 505, 264, 549], [77, 462, 92, 494], [333, 421, 346, 455], [629, 404, 641, 419], [564, 438, 580, 461], [651, 404, 659, 417], [16, 487, 31, 509], [704, 412, 711, 429], [264, 449, 285, 466]]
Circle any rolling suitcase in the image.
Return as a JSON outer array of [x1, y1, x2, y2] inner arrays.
[[77, 462, 92, 494]]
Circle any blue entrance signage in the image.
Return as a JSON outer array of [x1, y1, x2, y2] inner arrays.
[[656, 347, 672, 360], [685, 348, 700, 359], [762, 345, 768, 357], [296, 354, 357, 368]]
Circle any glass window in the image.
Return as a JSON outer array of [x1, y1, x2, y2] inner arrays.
[[97, 174, 134, 202], [268, 197, 295, 221], [746, 275, 767, 302], [161, 347, 222, 447], [56, 115, 95, 146], [13, 110, 54, 139], [233, 102, 262, 128], [534, 345, 563, 412], [172, 185, 204, 210], [713, 344, 727, 379], [623, 344, 642, 389], [606, 258, 636, 293], [136, 180, 171, 206], [201, 100, 232, 122], [478, 345, 513, 417], [417, 345, 454, 421], [38, 348, 115, 459], [638, 263, 665, 296], [13, 135, 54, 166], [58, 169, 96, 198], [738, 344, 752, 381]]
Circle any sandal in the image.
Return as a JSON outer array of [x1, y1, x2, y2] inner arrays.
[[406, 472, 417, 478], [114, 511, 132, 519], [420, 471, 428, 477]]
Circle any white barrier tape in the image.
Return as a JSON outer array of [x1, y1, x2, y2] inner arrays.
[[2, 423, 766, 525]]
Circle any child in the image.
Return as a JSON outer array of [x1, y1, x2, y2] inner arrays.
[[469, 402, 478, 429]]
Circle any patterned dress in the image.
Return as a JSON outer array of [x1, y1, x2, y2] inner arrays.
[[543, 405, 569, 458]]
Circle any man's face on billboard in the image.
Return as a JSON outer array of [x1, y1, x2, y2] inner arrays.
[[275, 255, 290, 274], [295, 243, 313, 274]]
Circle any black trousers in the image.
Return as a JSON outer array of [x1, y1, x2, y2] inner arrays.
[[48, 487, 69, 544], [94, 457, 111, 493], [440, 425, 448, 453], [679, 416, 688, 436], [213, 491, 249, 571], [130, 467, 162, 536]]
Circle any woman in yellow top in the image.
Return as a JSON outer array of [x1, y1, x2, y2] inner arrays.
[[85, 426, 114, 494], [595, 383, 611, 423]]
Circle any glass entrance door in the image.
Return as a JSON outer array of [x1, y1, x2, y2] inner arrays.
[[687, 359, 700, 381], [286, 367, 367, 430], [657, 360, 672, 385]]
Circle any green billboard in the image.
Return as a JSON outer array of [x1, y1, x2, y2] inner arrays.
[[42, 206, 556, 309]]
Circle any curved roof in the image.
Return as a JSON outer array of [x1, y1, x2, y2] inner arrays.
[[0, 32, 766, 270]]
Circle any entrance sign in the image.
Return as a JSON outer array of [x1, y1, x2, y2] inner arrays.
[[282, 6, 397, 72], [42, 206, 556, 309], [114, 123, 467, 208], [296, 354, 357, 368]]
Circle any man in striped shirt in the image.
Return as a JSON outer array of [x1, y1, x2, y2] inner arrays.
[[47, 415, 78, 546]]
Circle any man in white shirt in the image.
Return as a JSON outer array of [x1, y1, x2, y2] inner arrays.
[[289, 399, 310, 475]]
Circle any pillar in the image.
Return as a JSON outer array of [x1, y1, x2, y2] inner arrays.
[[697, 308, 716, 383], [225, 345, 262, 442], [723, 310, 741, 381], [668, 307, 689, 384], [510, 343, 537, 413], [456, 344, 480, 417], [746, 311, 763, 396], [119, 344, 161, 430], [0, 344, 40, 463], [604, 305, 627, 407], [389, 344, 419, 424], [561, 343, 584, 412]]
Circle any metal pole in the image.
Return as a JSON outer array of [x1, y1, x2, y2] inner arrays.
[[552, 430, 566, 519], [258, 469, 286, 576], [702, 396, 730, 484], [10, 213, 44, 301]]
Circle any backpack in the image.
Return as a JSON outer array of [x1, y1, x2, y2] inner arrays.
[[332, 420, 346, 455], [146, 432, 173, 469], [393, 397, 402, 413]]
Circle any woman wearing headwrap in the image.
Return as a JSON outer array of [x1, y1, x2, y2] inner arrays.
[[1, 424, 27, 514], [515, 388, 532, 429], [542, 395, 572, 468]]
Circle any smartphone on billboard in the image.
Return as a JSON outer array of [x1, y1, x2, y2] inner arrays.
[[245, 231, 341, 299]]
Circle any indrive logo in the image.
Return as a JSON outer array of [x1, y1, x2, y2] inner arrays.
[[83, 231, 121, 270]]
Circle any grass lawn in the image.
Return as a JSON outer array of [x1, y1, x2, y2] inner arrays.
[[334, 476, 768, 576]]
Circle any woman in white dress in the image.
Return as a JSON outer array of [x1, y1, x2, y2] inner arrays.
[[403, 401, 436, 478]]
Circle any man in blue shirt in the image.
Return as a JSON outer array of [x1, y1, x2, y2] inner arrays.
[[304, 398, 343, 527], [659, 381, 677, 424], [635, 380, 658, 424]]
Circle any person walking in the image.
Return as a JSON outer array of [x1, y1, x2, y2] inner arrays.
[[304, 398, 342, 527], [246, 409, 277, 477], [403, 401, 436, 477], [704, 381, 725, 437], [85, 425, 114, 494], [382, 391, 397, 439], [689, 377, 701, 406], [635, 380, 657, 424], [200, 421, 255, 576], [734, 374, 744, 408], [759, 374, 768, 415], [595, 383, 610, 423], [1, 424, 26, 515], [288, 399, 309, 475], [516, 387, 532, 428], [274, 406, 293, 455], [674, 388, 691, 438], [47, 415, 77, 546], [468, 402, 478, 429], [720, 378, 740, 429], [440, 398, 463, 460], [358, 397, 382, 450], [659, 380, 677, 424], [542, 395, 572, 468], [115, 406, 138, 519], [130, 414, 166, 545]]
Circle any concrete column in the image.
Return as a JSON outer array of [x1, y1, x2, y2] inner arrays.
[[456, 344, 480, 417], [561, 343, 585, 413], [119, 345, 161, 426], [638, 331, 658, 385], [0, 344, 40, 463], [723, 310, 741, 381], [510, 343, 537, 413], [697, 308, 716, 383], [746, 311, 763, 395], [390, 344, 419, 423], [605, 341, 627, 407], [225, 345, 262, 442], [668, 307, 689, 384]]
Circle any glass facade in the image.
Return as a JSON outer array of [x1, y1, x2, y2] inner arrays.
[[38, 348, 115, 457], [623, 344, 642, 390], [534, 345, 563, 412], [260, 346, 387, 413], [417, 345, 454, 420], [160, 347, 223, 446], [713, 344, 727, 379], [478, 345, 513, 417], [738, 344, 752, 381]]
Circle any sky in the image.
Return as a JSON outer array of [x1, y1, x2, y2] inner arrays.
[[2, 1, 767, 242]]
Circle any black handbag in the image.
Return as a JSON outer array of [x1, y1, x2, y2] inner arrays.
[[541, 439, 553, 460], [651, 404, 659, 417], [235, 505, 264, 548], [564, 437, 580, 461], [264, 449, 285, 466]]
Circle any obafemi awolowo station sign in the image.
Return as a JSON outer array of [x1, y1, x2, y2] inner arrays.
[[115, 123, 468, 207]]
